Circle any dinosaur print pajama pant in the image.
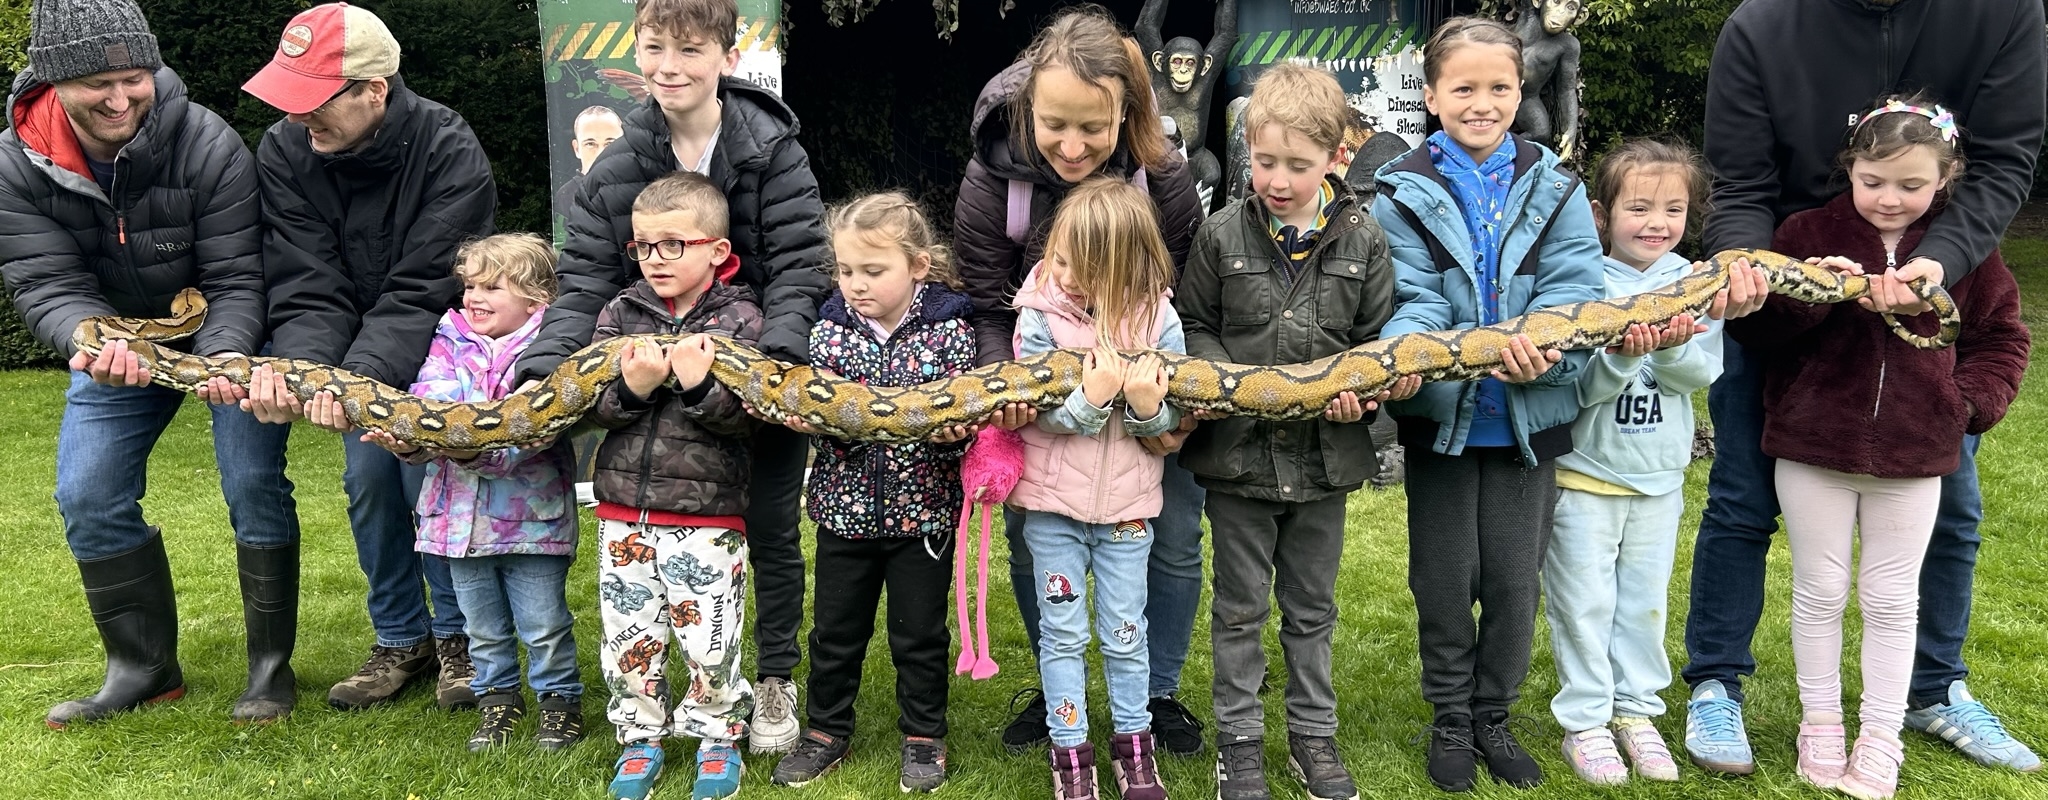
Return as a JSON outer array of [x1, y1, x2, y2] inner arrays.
[[596, 518, 754, 745]]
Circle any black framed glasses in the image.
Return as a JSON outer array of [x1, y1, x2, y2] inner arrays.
[[309, 79, 363, 115], [624, 237, 717, 261]]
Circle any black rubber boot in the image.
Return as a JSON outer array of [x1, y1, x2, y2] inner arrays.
[[231, 542, 299, 723], [46, 534, 185, 728]]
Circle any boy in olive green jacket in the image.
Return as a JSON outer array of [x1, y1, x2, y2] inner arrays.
[[1171, 63, 1401, 800]]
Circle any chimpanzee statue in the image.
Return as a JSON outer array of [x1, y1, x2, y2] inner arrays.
[[1507, 0, 1585, 161], [1136, 0, 1237, 209]]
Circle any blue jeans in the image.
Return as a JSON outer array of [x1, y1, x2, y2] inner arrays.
[[55, 372, 298, 559], [449, 554, 582, 699], [342, 434, 463, 647], [1004, 452, 1205, 698], [1023, 511, 1153, 748], [1684, 341, 1983, 703]]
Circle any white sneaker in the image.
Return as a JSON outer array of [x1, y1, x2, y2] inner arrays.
[[750, 676, 800, 753]]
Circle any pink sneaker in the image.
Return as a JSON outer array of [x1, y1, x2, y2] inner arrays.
[[1612, 720, 1680, 781], [1796, 722, 1849, 789], [1838, 735, 1904, 800], [1561, 728, 1628, 786]]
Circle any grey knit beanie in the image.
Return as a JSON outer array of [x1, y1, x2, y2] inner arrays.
[[28, 0, 163, 84]]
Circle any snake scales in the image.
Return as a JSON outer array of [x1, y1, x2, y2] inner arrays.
[[72, 248, 1959, 448]]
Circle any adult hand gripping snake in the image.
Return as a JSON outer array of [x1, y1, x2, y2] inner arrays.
[[72, 249, 1960, 449]]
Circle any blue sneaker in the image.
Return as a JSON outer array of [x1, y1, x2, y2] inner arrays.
[[611, 742, 666, 800], [1684, 680, 1756, 775], [1904, 681, 2042, 772], [694, 740, 745, 800]]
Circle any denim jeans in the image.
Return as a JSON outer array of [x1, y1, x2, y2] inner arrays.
[[449, 554, 582, 699], [1023, 511, 1153, 748], [1543, 489, 1683, 732], [1207, 492, 1348, 739], [342, 433, 463, 647], [1003, 452, 1205, 697], [55, 371, 298, 559], [1145, 454, 1206, 697], [1684, 341, 1985, 703]]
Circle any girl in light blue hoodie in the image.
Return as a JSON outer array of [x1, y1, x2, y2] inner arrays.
[[1541, 141, 1721, 786]]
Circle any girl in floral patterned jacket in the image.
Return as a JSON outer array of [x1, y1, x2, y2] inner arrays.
[[765, 193, 978, 792], [362, 233, 583, 753]]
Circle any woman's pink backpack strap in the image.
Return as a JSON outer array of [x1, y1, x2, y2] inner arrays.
[[1004, 168, 1150, 246]]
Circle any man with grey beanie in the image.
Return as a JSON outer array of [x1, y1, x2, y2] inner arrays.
[[0, 0, 298, 726]]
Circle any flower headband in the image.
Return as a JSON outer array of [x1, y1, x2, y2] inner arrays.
[[1855, 100, 1961, 144]]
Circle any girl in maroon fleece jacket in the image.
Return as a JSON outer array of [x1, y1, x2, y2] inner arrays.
[[1728, 96, 2030, 799]]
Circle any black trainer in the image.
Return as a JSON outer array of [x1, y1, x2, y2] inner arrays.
[[1216, 734, 1271, 800], [771, 729, 850, 787], [1003, 687, 1051, 752], [1472, 712, 1543, 788], [900, 735, 948, 793], [534, 692, 584, 751], [466, 689, 525, 752], [1286, 733, 1357, 800], [1420, 715, 1481, 792], [1148, 695, 1205, 756]]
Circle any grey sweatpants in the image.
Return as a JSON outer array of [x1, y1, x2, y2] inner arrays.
[[1404, 443, 1556, 722], [1208, 491, 1350, 739]]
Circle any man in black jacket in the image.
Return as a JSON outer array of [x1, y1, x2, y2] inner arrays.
[[0, 0, 300, 727], [238, 2, 498, 714], [1687, 0, 2046, 775]]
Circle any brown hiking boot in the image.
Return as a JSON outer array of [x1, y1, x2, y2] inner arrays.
[[435, 635, 478, 711], [327, 643, 435, 710]]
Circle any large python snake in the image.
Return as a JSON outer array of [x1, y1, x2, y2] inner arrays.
[[72, 248, 1959, 449]]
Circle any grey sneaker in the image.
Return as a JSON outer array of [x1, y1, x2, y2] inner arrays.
[[435, 635, 478, 711], [1287, 733, 1357, 800], [751, 676, 800, 753], [327, 643, 435, 710], [901, 736, 948, 793]]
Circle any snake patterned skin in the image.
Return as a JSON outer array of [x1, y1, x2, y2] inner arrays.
[[72, 248, 1959, 449]]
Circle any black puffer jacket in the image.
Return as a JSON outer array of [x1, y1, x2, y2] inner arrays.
[[0, 67, 263, 358], [953, 60, 1204, 365], [1702, 0, 2046, 284], [586, 280, 763, 516], [519, 77, 830, 383], [259, 76, 497, 387]]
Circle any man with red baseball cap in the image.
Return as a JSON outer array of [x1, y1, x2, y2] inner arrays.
[[237, 1, 499, 714]]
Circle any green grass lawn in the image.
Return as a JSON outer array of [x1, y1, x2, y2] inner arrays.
[[6, 247, 2048, 799]]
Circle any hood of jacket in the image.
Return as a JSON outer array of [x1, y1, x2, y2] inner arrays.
[[818, 281, 975, 331], [620, 76, 801, 181], [1602, 251, 1695, 295], [8, 66, 193, 190]]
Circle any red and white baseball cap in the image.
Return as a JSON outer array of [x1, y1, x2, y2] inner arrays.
[[242, 2, 400, 115]]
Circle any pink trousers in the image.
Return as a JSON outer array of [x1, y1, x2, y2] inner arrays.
[[1777, 459, 1939, 739]]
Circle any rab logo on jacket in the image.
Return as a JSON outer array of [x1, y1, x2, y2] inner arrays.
[[154, 241, 191, 256]]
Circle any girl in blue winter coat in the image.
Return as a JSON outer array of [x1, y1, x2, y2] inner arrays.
[[1542, 140, 1719, 786], [360, 233, 583, 753], [1370, 17, 1604, 793], [765, 193, 979, 794]]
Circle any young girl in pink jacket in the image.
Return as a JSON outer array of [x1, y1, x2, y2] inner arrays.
[[1011, 178, 1185, 800]]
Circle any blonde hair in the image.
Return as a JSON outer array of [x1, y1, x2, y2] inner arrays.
[[825, 191, 959, 289], [1009, 6, 1170, 172], [1041, 177, 1174, 350], [1245, 62, 1349, 154], [454, 233, 558, 305]]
